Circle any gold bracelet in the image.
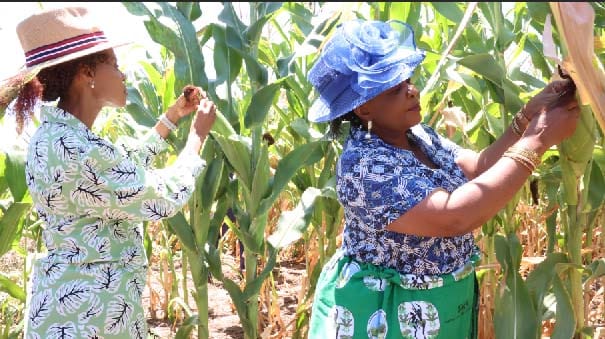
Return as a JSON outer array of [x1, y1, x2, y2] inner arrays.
[[508, 145, 542, 167], [511, 116, 523, 136], [503, 152, 535, 173], [516, 105, 530, 123]]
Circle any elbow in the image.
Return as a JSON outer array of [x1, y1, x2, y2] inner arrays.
[[447, 214, 482, 237]]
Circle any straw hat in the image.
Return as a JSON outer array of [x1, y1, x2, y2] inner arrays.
[[0, 6, 130, 110]]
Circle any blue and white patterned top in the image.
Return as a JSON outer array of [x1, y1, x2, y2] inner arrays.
[[337, 124, 476, 275]]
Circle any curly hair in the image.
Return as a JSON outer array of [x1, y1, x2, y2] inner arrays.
[[13, 51, 109, 134], [327, 111, 364, 139]]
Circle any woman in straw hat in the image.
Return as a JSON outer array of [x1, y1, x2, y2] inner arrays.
[[306, 19, 580, 338], [1, 6, 216, 338]]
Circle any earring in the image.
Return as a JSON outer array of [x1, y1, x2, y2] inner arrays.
[[90, 81, 95, 89], [365, 120, 372, 139]]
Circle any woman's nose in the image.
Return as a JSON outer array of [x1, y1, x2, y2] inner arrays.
[[407, 84, 418, 98]]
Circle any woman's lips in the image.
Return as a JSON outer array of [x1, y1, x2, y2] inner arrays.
[[409, 103, 421, 112]]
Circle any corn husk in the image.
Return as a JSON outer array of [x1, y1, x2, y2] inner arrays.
[[549, 2, 605, 132]]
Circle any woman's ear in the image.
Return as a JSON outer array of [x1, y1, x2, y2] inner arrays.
[[353, 105, 372, 122], [73, 64, 95, 89]]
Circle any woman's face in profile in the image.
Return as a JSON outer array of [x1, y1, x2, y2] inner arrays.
[[89, 49, 127, 108], [356, 78, 422, 135]]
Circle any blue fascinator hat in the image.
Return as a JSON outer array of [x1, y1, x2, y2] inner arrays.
[[307, 19, 425, 123]]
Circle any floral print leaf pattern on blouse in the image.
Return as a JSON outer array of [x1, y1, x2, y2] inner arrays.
[[337, 124, 476, 275], [23, 105, 204, 338]]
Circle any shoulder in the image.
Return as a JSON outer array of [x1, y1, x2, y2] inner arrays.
[[413, 123, 461, 153]]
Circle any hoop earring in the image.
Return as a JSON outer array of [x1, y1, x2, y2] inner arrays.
[[365, 120, 372, 139]]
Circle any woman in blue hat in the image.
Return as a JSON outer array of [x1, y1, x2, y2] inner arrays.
[[307, 19, 579, 338]]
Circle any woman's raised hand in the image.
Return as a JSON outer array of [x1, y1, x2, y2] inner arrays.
[[523, 78, 576, 121], [183, 90, 216, 154], [521, 94, 580, 152], [190, 96, 216, 140]]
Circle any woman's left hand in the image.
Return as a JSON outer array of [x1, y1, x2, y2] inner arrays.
[[523, 79, 574, 121]]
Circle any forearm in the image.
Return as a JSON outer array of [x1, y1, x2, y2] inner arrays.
[[388, 137, 545, 237], [475, 124, 522, 174]]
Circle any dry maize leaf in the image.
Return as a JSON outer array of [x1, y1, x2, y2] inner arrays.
[[549, 2, 605, 133], [442, 106, 467, 131]]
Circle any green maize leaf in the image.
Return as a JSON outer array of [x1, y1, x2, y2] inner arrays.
[[524, 34, 552, 79], [242, 246, 277, 300], [166, 212, 197, 253], [268, 186, 331, 249], [244, 3, 282, 43], [503, 78, 524, 113], [250, 144, 270, 216], [526, 2, 553, 27], [0, 202, 31, 257], [283, 3, 313, 35], [126, 87, 156, 127], [221, 277, 252, 332], [174, 314, 198, 339], [138, 77, 161, 117], [224, 216, 262, 254], [176, 2, 201, 21], [206, 200, 230, 281], [211, 110, 237, 137], [212, 134, 252, 187], [0, 273, 25, 302], [389, 2, 421, 34], [123, 2, 207, 92], [0, 152, 7, 195], [494, 234, 539, 339], [551, 275, 576, 339], [431, 2, 464, 24], [5, 150, 27, 202], [200, 157, 225, 211], [584, 258, 605, 286], [244, 77, 290, 129], [257, 141, 325, 216], [559, 105, 596, 163], [218, 3, 247, 33], [458, 53, 505, 88], [212, 24, 243, 85], [162, 65, 176, 114], [525, 253, 569, 318], [587, 161, 605, 211]]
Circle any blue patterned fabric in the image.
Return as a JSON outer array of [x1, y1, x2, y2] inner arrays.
[[337, 124, 477, 275]]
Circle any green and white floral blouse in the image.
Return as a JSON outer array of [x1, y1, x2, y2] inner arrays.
[[23, 105, 204, 338]]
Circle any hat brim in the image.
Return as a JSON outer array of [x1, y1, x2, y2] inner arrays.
[[2, 39, 132, 84], [0, 39, 132, 112]]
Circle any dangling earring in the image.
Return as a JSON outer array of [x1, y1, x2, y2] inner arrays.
[[365, 120, 372, 139], [90, 81, 95, 89]]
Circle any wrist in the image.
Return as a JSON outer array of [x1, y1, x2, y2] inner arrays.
[[165, 107, 180, 125], [515, 136, 548, 155]]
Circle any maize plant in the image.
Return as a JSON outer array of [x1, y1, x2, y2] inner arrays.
[[2, 2, 605, 338]]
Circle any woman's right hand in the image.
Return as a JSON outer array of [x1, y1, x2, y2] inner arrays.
[[520, 96, 580, 152], [184, 97, 217, 154]]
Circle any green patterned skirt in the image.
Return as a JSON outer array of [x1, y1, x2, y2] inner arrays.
[[309, 251, 478, 339]]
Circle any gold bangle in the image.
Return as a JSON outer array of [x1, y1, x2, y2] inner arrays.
[[511, 116, 523, 136], [508, 145, 542, 167], [503, 153, 535, 173], [516, 105, 530, 123]]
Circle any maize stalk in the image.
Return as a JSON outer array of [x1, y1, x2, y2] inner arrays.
[[549, 3, 605, 336]]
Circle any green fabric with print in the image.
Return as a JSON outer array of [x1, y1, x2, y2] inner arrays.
[[309, 251, 478, 339], [23, 106, 205, 339]]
